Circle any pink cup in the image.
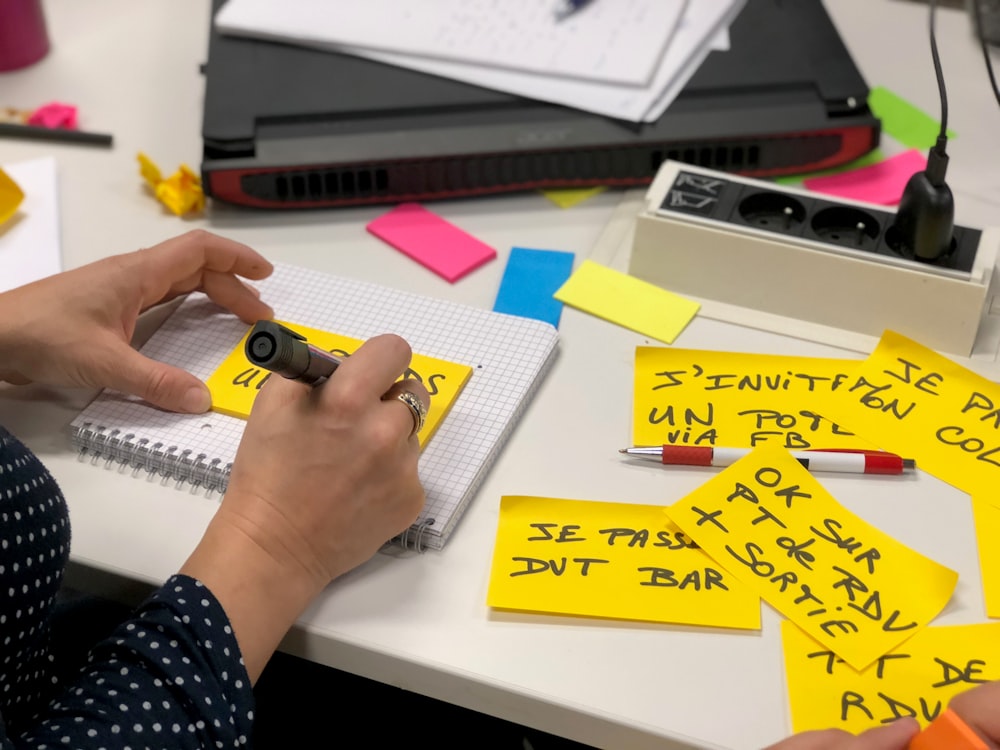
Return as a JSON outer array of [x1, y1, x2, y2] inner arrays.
[[0, 0, 50, 73]]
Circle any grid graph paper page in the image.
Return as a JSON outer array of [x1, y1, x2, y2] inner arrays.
[[70, 264, 559, 549]]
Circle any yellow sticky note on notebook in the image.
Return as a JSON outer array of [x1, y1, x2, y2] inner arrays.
[[0, 168, 24, 226], [817, 330, 1000, 503], [205, 321, 473, 448], [632, 347, 875, 450], [782, 620, 1000, 733], [487, 495, 761, 629], [972, 497, 1000, 619], [669, 444, 958, 670], [553, 260, 700, 344]]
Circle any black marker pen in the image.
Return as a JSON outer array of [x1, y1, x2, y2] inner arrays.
[[245, 320, 341, 385]]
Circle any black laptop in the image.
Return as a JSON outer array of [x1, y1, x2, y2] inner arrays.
[[200, 0, 880, 209]]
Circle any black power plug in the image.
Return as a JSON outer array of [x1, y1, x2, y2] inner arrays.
[[889, 135, 954, 262], [885, 0, 956, 264]]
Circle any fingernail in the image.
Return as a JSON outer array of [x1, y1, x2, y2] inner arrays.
[[182, 386, 212, 413]]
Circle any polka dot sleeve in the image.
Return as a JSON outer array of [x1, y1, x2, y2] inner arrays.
[[3, 575, 255, 749]]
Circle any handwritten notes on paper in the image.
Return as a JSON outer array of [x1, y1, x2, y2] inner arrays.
[[487, 496, 760, 629], [633, 348, 874, 450], [782, 620, 1000, 732], [205, 321, 473, 447], [819, 330, 1000, 501], [669, 445, 958, 669]]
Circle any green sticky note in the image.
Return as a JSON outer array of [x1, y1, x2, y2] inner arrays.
[[868, 86, 956, 149]]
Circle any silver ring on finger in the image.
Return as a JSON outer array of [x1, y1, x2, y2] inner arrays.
[[395, 390, 427, 438]]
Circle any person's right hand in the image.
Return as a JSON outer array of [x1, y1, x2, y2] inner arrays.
[[180, 333, 430, 681], [762, 718, 918, 750], [946, 681, 1000, 748]]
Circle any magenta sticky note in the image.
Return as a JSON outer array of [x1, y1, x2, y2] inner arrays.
[[366, 203, 497, 282], [803, 149, 927, 206]]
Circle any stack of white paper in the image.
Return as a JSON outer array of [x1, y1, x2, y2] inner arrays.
[[0, 158, 62, 293], [214, 0, 746, 123]]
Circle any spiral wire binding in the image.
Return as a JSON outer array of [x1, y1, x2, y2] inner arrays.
[[76, 422, 433, 548], [74, 423, 232, 499], [394, 518, 435, 553]]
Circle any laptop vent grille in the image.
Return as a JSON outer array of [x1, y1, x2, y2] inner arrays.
[[239, 135, 841, 206]]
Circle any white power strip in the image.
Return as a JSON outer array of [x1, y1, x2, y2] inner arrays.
[[628, 161, 1000, 358]]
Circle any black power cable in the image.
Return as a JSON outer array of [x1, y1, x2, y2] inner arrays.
[[971, 0, 1000, 107], [889, 0, 955, 262]]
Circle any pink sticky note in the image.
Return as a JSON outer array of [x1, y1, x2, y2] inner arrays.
[[366, 203, 496, 282], [27, 102, 78, 130], [803, 149, 926, 205]]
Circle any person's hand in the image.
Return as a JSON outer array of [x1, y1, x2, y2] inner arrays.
[[0, 229, 273, 412], [180, 333, 430, 681], [947, 681, 1000, 748], [763, 718, 918, 750]]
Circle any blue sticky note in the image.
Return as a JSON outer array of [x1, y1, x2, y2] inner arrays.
[[493, 247, 575, 328]]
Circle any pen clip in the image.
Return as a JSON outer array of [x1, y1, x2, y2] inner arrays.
[[273, 322, 307, 342], [806, 448, 896, 456]]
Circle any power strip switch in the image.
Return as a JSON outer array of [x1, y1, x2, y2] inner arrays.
[[628, 161, 999, 356]]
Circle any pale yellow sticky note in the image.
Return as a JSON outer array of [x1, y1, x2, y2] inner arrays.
[[972, 497, 1000, 618], [633, 347, 876, 450], [553, 260, 699, 344], [818, 330, 1000, 502], [669, 444, 958, 670], [782, 620, 1000, 732], [541, 186, 606, 209], [205, 321, 473, 448], [488, 495, 760, 629], [0, 167, 25, 226]]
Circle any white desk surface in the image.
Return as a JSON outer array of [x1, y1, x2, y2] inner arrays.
[[2, 2, 1000, 748]]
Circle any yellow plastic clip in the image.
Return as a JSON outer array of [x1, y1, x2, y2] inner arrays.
[[137, 152, 205, 216]]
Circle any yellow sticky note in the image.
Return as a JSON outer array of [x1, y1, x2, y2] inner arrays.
[[972, 497, 1000, 618], [818, 330, 1000, 502], [554, 260, 700, 344], [0, 167, 25, 226], [633, 347, 876, 450], [487, 495, 761, 629], [205, 321, 473, 448], [541, 186, 606, 209], [782, 620, 1000, 732], [669, 444, 958, 670]]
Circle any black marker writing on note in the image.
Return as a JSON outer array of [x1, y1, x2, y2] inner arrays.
[[245, 320, 341, 385]]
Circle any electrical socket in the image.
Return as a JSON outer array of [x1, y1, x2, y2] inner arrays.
[[628, 160, 999, 357]]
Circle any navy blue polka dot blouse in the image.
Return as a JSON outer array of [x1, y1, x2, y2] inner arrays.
[[0, 426, 255, 748]]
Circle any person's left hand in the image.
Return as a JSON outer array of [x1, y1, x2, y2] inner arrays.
[[0, 229, 273, 412], [763, 718, 918, 750]]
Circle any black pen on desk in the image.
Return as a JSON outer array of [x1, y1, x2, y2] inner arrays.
[[554, 0, 595, 21], [0, 122, 113, 148], [245, 320, 341, 385]]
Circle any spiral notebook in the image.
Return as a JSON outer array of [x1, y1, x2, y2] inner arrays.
[[68, 263, 560, 551]]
